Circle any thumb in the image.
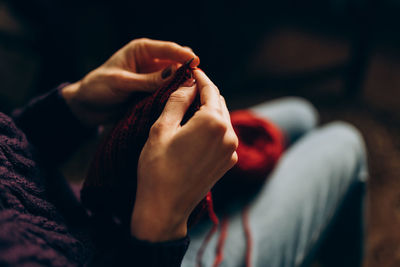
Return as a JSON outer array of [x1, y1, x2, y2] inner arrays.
[[156, 84, 197, 129], [119, 65, 177, 93]]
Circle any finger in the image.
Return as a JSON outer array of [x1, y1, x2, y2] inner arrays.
[[139, 59, 176, 73], [116, 65, 178, 92], [157, 85, 198, 129], [193, 69, 220, 110], [140, 39, 200, 67], [183, 46, 193, 53]]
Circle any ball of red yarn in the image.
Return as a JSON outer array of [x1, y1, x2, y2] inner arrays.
[[211, 110, 285, 210], [231, 110, 284, 179]]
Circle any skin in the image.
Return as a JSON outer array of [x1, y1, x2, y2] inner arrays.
[[62, 38, 200, 127], [62, 38, 238, 242]]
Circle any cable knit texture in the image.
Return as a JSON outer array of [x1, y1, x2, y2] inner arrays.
[[0, 113, 86, 266], [0, 87, 190, 267]]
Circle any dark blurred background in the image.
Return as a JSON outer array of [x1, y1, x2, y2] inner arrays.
[[1, 0, 400, 266]]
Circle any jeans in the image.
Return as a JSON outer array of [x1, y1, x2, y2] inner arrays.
[[181, 97, 368, 267]]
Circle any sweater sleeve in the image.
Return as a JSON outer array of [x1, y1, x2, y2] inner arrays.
[[90, 235, 190, 267], [88, 217, 190, 267], [11, 83, 95, 163], [128, 236, 190, 267]]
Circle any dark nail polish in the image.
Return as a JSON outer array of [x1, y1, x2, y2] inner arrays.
[[161, 66, 172, 79]]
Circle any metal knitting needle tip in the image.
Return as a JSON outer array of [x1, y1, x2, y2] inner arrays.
[[184, 57, 195, 67]]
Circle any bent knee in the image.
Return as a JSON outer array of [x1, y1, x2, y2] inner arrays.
[[320, 121, 368, 181], [322, 122, 365, 152], [283, 97, 319, 128]]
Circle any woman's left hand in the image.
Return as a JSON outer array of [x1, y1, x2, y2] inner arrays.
[[62, 38, 200, 127]]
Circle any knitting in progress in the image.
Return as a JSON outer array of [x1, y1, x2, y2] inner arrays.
[[81, 59, 285, 267]]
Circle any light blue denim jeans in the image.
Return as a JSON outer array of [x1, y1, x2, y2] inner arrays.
[[181, 97, 368, 267]]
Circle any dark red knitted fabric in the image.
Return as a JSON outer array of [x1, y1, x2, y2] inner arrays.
[[81, 63, 285, 232]]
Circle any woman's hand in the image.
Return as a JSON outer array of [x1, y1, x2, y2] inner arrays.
[[131, 70, 239, 242], [62, 38, 200, 127]]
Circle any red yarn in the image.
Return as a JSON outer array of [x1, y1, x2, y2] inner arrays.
[[196, 220, 218, 267], [213, 217, 229, 267], [81, 62, 285, 267], [243, 207, 253, 267], [231, 110, 284, 180], [211, 110, 285, 211]]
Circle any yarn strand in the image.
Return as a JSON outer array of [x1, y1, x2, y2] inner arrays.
[[243, 207, 253, 267]]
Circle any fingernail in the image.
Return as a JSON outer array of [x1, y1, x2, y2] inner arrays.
[[161, 66, 172, 79]]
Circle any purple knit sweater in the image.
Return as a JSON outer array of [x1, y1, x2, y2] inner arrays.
[[0, 85, 189, 266]]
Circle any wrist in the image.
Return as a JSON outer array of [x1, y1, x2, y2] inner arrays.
[[61, 81, 93, 128], [130, 200, 188, 242], [62, 81, 80, 104]]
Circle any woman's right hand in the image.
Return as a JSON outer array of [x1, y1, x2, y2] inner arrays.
[[131, 69, 238, 242]]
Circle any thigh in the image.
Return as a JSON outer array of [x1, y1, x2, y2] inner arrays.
[[249, 97, 318, 144], [182, 122, 367, 267]]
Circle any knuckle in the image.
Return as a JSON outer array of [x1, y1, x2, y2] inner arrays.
[[170, 41, 179, 46], [205, 115, 227, 135], [105, 68, 119, 78], [230, 152, 238, 166], [225, 134, 239, 152], [184, 46, 193, 52], [166, 41, 180, 48], [103, 69, 120, 84], [129, 39, 140, 47], [130, 38, 151, 50], [149, 121, 165, 137], [159, 40, 180, 51], [135, 37, 150, 44]]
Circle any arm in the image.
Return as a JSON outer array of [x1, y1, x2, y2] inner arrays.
[[10, 38, 237, 265], [5, 39, 202, 266], [13, 38, 200, 163]]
